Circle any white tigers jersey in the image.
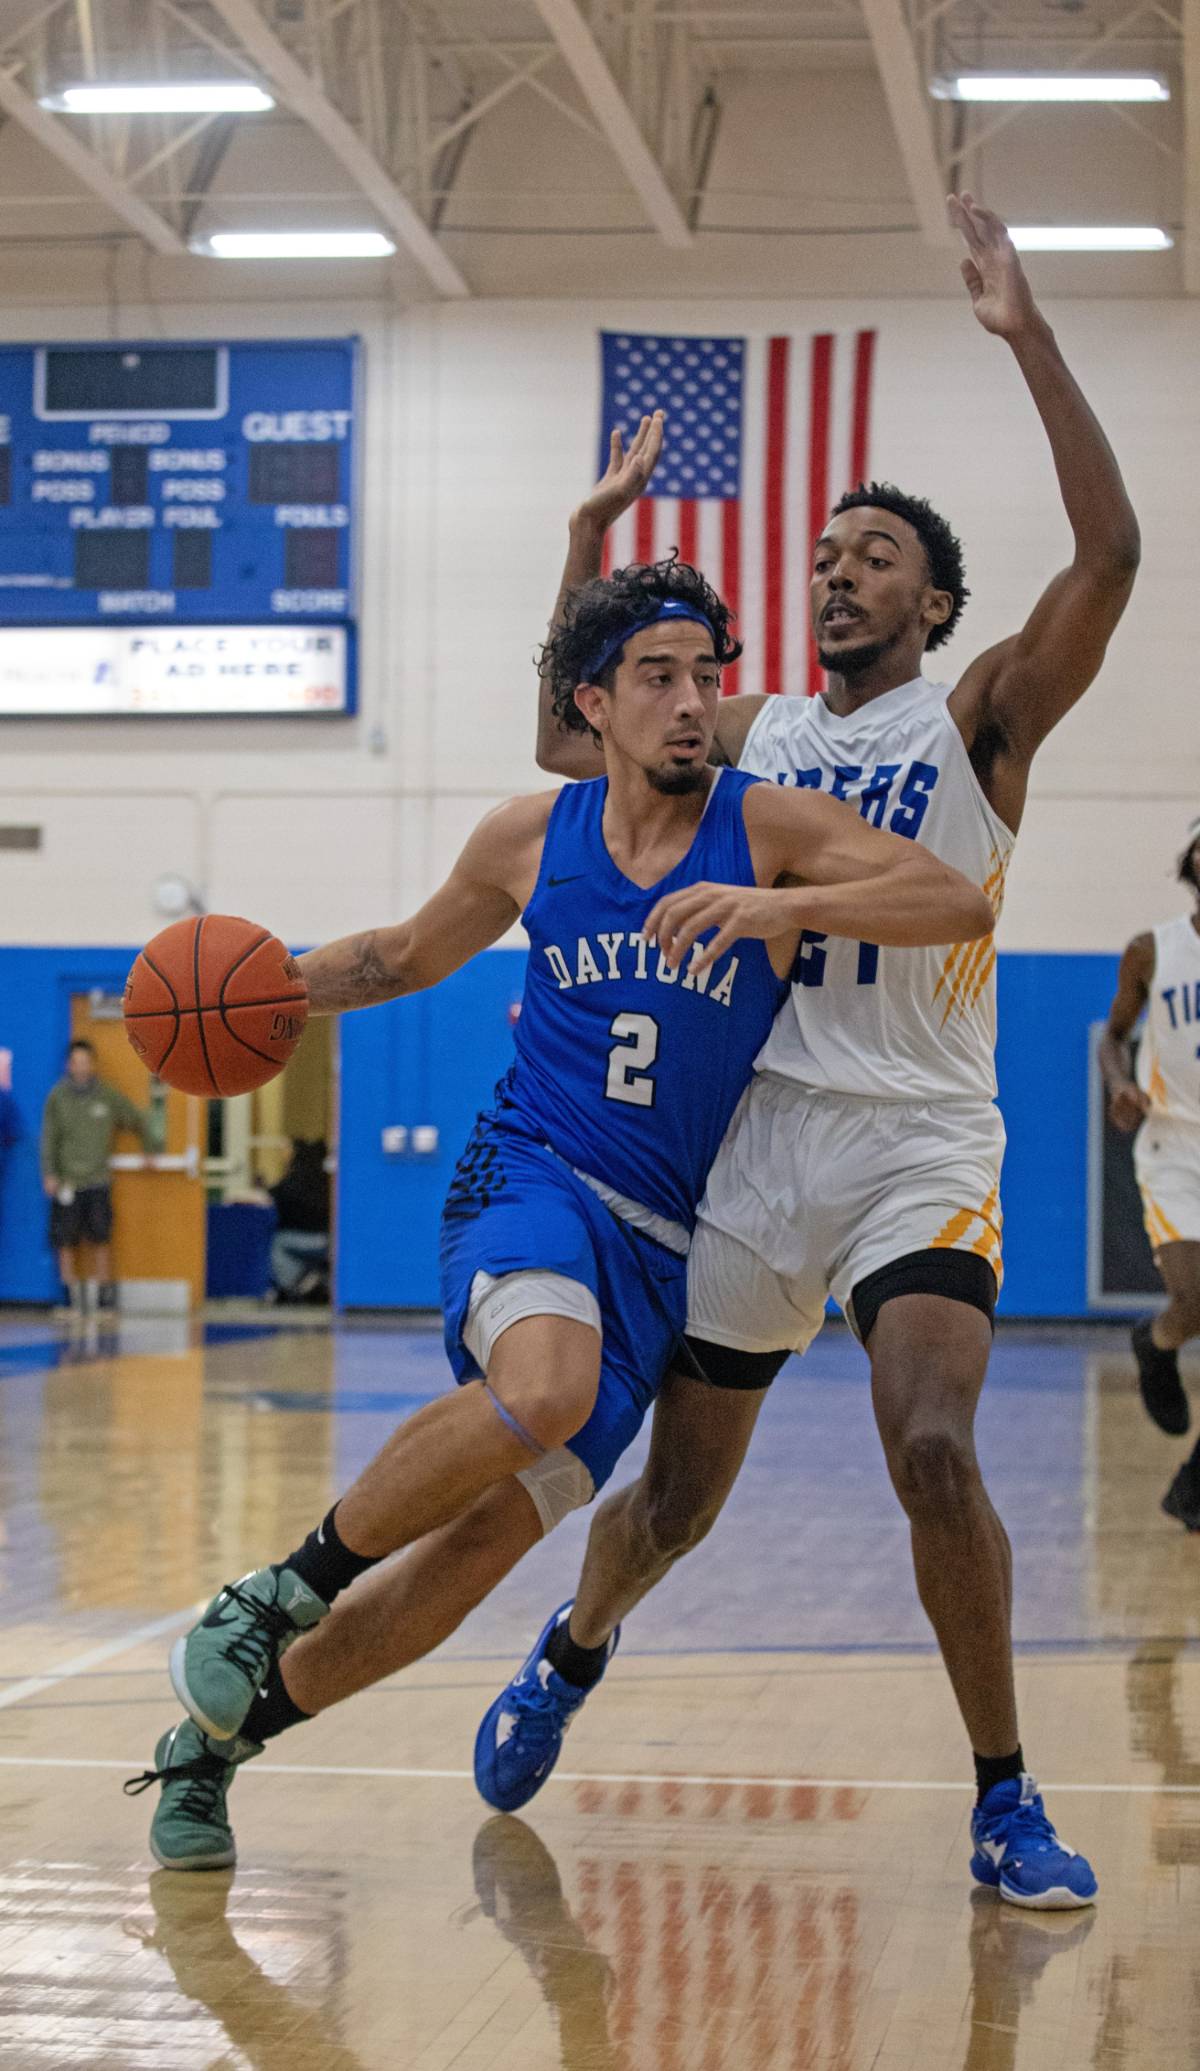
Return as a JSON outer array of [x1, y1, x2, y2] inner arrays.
[[1136, 913, 1200, 1128], [738, 676, 1012, 1103]]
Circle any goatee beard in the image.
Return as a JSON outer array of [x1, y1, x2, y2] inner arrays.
[[648, 762, 709, 796], [816, 632, 893, 679]]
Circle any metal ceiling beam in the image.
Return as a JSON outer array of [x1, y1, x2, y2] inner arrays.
[[0, 62, 186, 250], [205, 0, 470, 297], [861, 0, 955, 248], [530, 0, 692, 248], [1184, 0, 1200, 292]]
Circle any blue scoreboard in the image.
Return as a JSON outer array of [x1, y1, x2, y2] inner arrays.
[[0, 337, 359, 716]]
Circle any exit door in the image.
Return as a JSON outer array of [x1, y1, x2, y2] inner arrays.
[[70, 992, 205, 1309]]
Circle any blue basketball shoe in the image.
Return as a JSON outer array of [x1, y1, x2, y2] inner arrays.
[[475, 1603, 619, 1812], [970, 1774, 1097, 1909]]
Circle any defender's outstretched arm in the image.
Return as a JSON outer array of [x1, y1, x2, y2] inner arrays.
[[649, 784, 995, 971], [298, 797, 547, 1013], [947, 195, 1139, 830]]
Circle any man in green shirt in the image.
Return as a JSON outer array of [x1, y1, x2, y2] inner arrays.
[[41, 1040, 161, 1313]]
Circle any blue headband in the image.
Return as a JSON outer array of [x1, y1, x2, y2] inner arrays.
[[581, 599, 716, 686]]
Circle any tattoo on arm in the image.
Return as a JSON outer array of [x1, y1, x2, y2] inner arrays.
[[348, 930, 392, 1000], [302, 927, 408, 1013]]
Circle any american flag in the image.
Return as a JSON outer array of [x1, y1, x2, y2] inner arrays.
[[598, 328, 877, 696]]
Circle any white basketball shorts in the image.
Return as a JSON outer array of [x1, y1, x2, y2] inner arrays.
[[687, 1072, 1006, 1355], [1134, 1116, 1200, 1253]]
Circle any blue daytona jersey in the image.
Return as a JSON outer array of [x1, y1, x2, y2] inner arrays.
[[491, 766, 785, 1232]]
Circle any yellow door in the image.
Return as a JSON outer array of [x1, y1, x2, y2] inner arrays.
[[70, 994, 206, 1308]]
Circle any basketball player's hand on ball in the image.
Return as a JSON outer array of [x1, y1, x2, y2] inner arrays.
[[646, 882, 787, 974], [1109, 1080, 1151, 1133], [948, 193, 1038, 341], [572, 412, 665, 539]]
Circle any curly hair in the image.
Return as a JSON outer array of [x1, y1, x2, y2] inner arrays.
[[830, 482, 969, 652], [541, 554, 742, 735], [1178, 824, 1200, 892]]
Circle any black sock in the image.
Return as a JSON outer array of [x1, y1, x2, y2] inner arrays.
[[974, 1746, 1024, 1803], [246, 1664, 311, 1745], [279, 1504, 379, 1606], [545, 1615, 611, 1690]]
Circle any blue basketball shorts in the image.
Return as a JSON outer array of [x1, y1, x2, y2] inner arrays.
[[439, 1119, 685, 1495]]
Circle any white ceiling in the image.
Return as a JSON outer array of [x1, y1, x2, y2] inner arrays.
[[0, 0, 1188, 304]]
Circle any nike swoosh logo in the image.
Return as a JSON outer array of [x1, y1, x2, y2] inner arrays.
[[547, 874, 584, 888]]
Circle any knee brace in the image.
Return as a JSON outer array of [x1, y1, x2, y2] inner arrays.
[[516, 1446, 596, 1535]]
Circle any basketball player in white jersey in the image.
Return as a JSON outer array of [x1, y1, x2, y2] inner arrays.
[[494, 194, 1139, 1909], [1102, 820, 1200, 1527]]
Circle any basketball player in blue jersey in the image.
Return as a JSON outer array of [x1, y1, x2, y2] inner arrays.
[[503, 193, 1139, 1909], [132, 560, 988, 1870]]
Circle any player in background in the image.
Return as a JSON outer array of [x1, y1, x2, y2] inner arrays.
[[1102, 819, 1200, 1526], [494, 193, 1139, 1911], [130, 560, 989, 1870]]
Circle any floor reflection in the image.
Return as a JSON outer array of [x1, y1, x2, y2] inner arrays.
[[472, 1816, 621, 2069], [1126, 1638, 1200, 1870], [469, 1785, 868, 2071], [962, 1889, 1093, 2071], [125, 1867, 366, 2071]]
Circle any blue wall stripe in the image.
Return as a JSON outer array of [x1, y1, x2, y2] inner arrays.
[[0, 945, 1120, 1316]]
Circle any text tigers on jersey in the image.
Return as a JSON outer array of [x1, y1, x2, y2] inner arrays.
[[543, 930, 740, 1007], [1160, 984, 1200, 1030], [775, 757, 940, 841]]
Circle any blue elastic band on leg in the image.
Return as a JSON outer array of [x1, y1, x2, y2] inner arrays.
[[483, 1382, 546, 1457]]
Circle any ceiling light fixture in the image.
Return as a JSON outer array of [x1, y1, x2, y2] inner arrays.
[[197, 230, 397, 259], [43, 82, 274, 114], [932, 73, 1169, 103], [1009, 226, 1173, 252]]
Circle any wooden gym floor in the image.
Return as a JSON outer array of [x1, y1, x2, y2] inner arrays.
[[0, 1311, 1197, 2070]]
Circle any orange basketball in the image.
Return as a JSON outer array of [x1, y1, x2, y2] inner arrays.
[[124, 914, 308, 1097]]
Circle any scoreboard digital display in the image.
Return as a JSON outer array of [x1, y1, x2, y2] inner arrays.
[[0, 337, 359, 715]]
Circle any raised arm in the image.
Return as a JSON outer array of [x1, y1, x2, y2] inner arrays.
[[297, 796, 549, 1014], [947, 195, 1140, 833], [537, 416, 663, 777], [537, 412, 766, 777], [1099, 932, 1155, 1131], [648, 784, 994, 971]]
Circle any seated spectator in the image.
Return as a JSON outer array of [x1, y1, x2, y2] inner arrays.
[[269, 1138, 330, 1303]]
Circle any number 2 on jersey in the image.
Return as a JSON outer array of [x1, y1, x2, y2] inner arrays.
[[606, 1011, 659, 1107]]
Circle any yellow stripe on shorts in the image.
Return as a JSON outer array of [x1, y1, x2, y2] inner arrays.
[[930, 1182, 1003, 1282], [1141, 1190, 1182, 1248]]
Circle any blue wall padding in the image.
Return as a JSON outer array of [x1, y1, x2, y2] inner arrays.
[[0, 945, 141, 1303], [0, 945, 1120, 1316], [994, 952, 1119, 1317], [336, 952, 526, 1307]]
